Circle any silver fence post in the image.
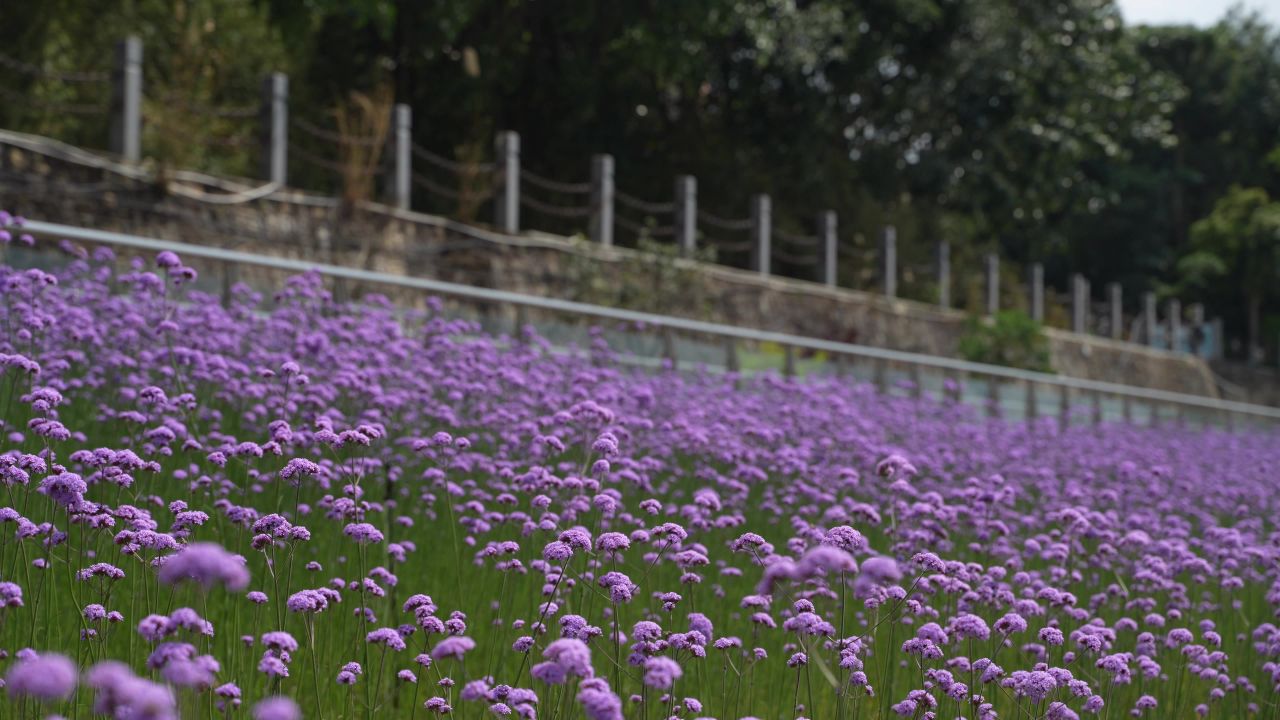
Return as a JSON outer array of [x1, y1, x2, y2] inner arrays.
[[986, 376, 1000, 418], [750, 194, 771, 277], [724, 338, 739, 373], [985, 253, 999, 317], [1211, 316, 1224, 359], [1189, 303, 1205, 355], [514, 305, 529, 343], [1167, 299, 1182, 352], [590, 154, 615, 247], [110, 36, 143, 163], [937, 241, 951, 308], [495, 131, 520, 233], [1071, 274, 1089, 334], [391, 103, 411, 209], [661, 328, 677, 370], [675, 175, 697, 255], [882, 225, 897, 298], [260, 73, 289, 185], [1029, 263, 1044, 323], [818, 211, 837, 287], [1143, 292, 1158, 347], [1108, 282, 1122, 340]]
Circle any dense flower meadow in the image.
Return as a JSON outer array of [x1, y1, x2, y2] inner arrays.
[[0, 216, 1277, 720]]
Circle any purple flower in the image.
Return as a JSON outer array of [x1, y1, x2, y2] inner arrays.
[[1040, 627, 1065, 646], [577, 677, 623, 720], [995, 612, 1028, 636], [367, 627, 407, 651], [642, 656, 682, 689], [262, 632, 298, 653], [431, 636, 476, 661], [857, 556, 902, 587], [253, 696, 301, 720], [542, 541, 573, 562], [158, 542, 249, 591], [85, 661, 177, 719], [542, 638, 593, 679], [343, 523, 384, 544], [952, 614, 992, 642], [595, 532, 630, 553], [5, 652, 77, 701], [797, 546, 858, 576]]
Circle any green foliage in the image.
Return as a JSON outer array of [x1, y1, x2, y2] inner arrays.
[[0, 0, 288, 176], [1187, 187, 1280, 294], [1184, 186, 1280, 350], [958, 310, 1052, 372]]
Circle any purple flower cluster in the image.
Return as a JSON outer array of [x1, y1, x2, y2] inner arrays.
[[0, 237, 1274, 718]]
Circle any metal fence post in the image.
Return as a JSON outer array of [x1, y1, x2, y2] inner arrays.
[[985, 253, 999, 317], [1029, 262, 1044, 323], [1188, 303, 1205, 355], [1143, 292, 1158, 347], [661, 328, 677, 370], [986, 376, 1000, 418], [391, 103, 411, 209], [881, 226, 897, 298], [1071, 274, 1089, 334], [937, 241, 951, 308], [260, 73, 289, 185], [1211, 316, 1224, 359], [675, 175, 697, 255], [817, 211, 837, 287], [1167, 299, 1182, 353], [495, 131, 520, 233], [590, 154, 615, 247], [514, 305, 529, 343], [750, 194, 771, 277], [1108, 282, 1122, 340], [110, 36, 143, 163], [724, 337, 739, 373]]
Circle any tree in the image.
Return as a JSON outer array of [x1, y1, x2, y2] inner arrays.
[[1185, 186, 1280, 360]]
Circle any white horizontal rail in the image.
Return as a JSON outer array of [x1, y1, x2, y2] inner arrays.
[[19, 219, 1280, 422]]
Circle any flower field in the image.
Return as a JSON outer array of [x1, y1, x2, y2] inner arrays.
[[0, 227, 1277, 720]]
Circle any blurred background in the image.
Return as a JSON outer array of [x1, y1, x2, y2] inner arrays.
[[2, 0, 1279, 369]]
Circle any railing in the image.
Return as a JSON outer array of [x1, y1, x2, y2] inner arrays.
[[15, 218, 1280, 431], [0, 37, 1234, 362]]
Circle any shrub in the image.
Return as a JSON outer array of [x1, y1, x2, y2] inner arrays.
[[957, 309, 1052, 372]]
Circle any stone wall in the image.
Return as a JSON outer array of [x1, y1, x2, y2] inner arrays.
[[0, 137, 1222, 397]]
